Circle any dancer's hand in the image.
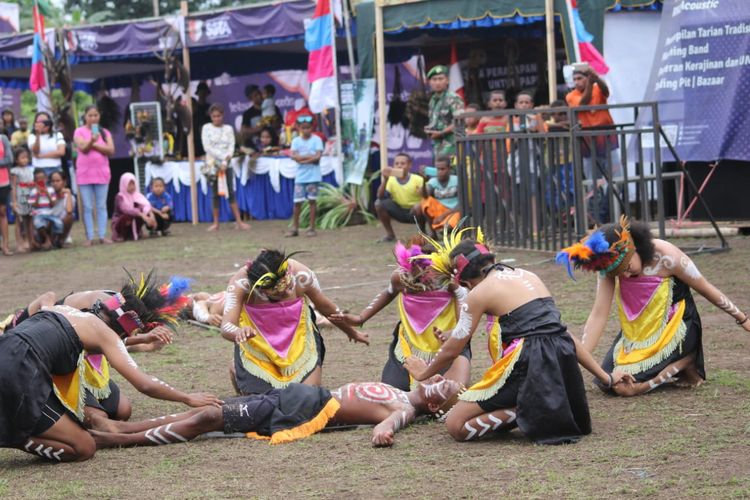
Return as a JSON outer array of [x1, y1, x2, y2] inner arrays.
[[148, 325, 174, 346], [208, 314, 222, 327], [371, 428, 395, 447], [234, 326, 256, 344], [433, 326, 448, 343], [329, 312, 362, 326], [610, 370, 635, 386], [403, 356, 428, 381], [347, 329, 370, 346], [184, 392, 223, 408]]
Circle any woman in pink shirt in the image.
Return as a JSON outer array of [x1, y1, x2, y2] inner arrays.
[[74, 105, 115, 246]]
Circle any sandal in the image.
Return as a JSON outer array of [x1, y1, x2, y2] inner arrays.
[[284, 229, 299, 238]]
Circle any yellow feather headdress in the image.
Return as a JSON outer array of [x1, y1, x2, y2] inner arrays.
[[413, 223, 487, 283]]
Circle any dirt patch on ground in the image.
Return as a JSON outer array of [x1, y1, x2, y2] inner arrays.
[[1, 221, 749, 498]]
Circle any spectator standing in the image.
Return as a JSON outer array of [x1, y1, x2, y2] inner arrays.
[[476, 90, 509, 134], [10, 117, 29, 148], [374, 153, 425, 242], [240, 85, 264, 149], [146, 177, 173, 236], [425, 65, 464, 159], [0, 133, 12, 255], [192, 81, 212, 157], [28, 112, 66, 176], [462, 103, 481, 135], [1, 110, 16, 138], [260, 84, 282, 130], [202, 103, 249, 232], [286, 115, 324, 238], [48, 170, 75, 248], [565, 66, 620, 225], [10, 147, 33, 252], [28, 168, 58, 250], [74, 105, 115, 246]]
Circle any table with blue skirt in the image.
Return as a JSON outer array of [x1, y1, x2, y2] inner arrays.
[[144, 156, 342, 222]]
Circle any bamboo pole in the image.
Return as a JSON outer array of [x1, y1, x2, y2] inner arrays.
[[374, 0, 388, 173], [180, 1, 198, 225], [329, 0, 344, 168], [342, 0, 357, 82], [545, 0, 558, 102]]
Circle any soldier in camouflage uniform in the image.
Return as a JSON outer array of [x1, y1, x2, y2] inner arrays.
[[425, 65, 464, 159]]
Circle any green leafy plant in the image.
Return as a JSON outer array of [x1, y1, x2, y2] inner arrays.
[[298, 174, 377, 230]]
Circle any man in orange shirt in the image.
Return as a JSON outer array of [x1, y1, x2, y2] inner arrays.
[[566, 67, 620, 225]]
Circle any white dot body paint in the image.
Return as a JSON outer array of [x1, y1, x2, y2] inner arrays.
[[117, 340, 138, 369], [151, 376, 174, 391], [452, 304, 473, 340], [387, 282, 394, 295]]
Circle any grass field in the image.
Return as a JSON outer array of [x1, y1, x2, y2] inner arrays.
[[1, 220, 749, 498]]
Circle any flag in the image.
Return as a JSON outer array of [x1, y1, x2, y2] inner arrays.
[[29, 0, 48, 92], [305, 0, 338, 113], [448, 41, 465, 102], [568, 0, 609, 74]]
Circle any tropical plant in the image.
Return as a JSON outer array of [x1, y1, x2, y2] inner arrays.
[[298, 174, 377, 230]]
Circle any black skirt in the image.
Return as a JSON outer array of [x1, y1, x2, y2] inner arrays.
[[381, 322, 472, 391], [470, 297, 591, 445], [0, 312, 82, 446]]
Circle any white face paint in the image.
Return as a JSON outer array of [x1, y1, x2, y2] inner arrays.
[[116, 341, 138, 369], [451, 303, 473, 340], [643, 252, 676, 276], [680, 256, 702, 280]]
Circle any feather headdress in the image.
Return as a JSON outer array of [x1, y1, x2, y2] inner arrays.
[[413, 223, 488, 284], [556, 215, 635, 279], [247, 250, 302, 296], [115, 270, 193, 335]]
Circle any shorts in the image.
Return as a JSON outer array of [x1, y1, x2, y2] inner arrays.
[[293, 182, 319, 203], [0, 185, 9, 206], [222, 392, 281, 434], [375, 198, 414, 224], [83, 381, 121, 419], [31, 392, 79, 436], [33, 213, 64, 234]]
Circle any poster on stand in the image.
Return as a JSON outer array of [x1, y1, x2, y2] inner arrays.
[[340, 78, 375, 185]]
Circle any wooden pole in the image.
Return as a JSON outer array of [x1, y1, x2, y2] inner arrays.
[[180, 1, 198, 225], [545, 0, 558, 102], [342, 0, 357, 82], [329, 0, 344, 168], [374, 0, 388, 173], [153, 0, 160, 17]]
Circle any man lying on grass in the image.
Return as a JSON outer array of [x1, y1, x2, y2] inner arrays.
[[91, 377, 464, 448]]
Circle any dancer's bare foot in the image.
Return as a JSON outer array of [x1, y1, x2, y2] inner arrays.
[[100, 238, 113, 245], [88, 429, 126, 449], [207, 224, 219, 232], [234, 222, 250, 231], [675, 362, 704, 388], [89, 414, 120, 433]]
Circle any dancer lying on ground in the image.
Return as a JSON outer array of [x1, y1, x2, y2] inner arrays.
[[3, 277, 185, 428], [331, 236, 471, 390], [185, 291, 226, 327], [557, 216, 750, 396], [221, 249, 369, 395], [404, 228, 632, 444], [0, 276, 221, 462], [91, 376, 463, 448]]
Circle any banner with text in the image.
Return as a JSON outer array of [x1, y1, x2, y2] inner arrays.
[[642, 0, 750, 161]]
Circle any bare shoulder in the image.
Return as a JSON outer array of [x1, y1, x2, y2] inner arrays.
[[228, 267, 251, 292]]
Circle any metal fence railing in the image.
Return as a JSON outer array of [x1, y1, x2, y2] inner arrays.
[[454, 102, 680, 251]]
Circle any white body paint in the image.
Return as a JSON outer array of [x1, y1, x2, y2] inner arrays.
[[680, 256, 702, 280], [718, 294, 740, 317], [643, 252, 676, 276], [646, 366, 680, 392], [493, 268, 535, 291], [463, 422, 477, 440], [295, 270, 321, 291], [151, 377, 174, 391], [116, 341, 138, 369], [24, 439, 64, 461], [451, 303, 473, 340]]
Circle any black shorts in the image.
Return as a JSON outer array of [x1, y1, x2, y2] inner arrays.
[[31, 393, 80, 436], [0, 185, 9, 206], [376, 198, 415, 224], [83, 381, 121, 419]]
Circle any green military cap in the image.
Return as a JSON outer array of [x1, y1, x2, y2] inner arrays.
[[427, 65, 449, 78]]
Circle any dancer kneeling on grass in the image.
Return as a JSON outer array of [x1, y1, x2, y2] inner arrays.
[[557, 216, 750, 396], [331, 236, 471, 390], [0, 277, 221, 462], [91, 376, 463, 448], [3, 275, 185, 429], [404, 230, 632, 444], [222, 249, 369, 395]]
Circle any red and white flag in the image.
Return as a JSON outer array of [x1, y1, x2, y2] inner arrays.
[[305, 0, 338, 113]]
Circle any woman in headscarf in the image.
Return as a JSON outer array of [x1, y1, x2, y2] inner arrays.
[[111, 173, 157, 242]]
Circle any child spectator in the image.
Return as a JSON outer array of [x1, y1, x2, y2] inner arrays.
[[111, 172, 157, 242], [286, 115, 323, 237], [544, 100, 575, 214], [146, 177, 173, 236], [255, 127, 280, 156], [10, 117, 29, 148], [48, 170, 75, 248], [28, 168, 58, 250], [420, 155, 460, 236], [10, 147, 34, 252], [476, 90, 509, 134], [0, 133, 12, 255], [261, 84, 278, 127], [462, 103, 481, 135], [374, 152, 425, 242]]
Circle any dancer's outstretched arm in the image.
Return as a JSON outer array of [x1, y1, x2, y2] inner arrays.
[[581, 275, 615, 352], [371, 406, 418, 447], [330, 272, 401, 326]]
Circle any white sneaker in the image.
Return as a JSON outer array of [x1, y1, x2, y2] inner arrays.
[[65, 236, 73, 245]]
